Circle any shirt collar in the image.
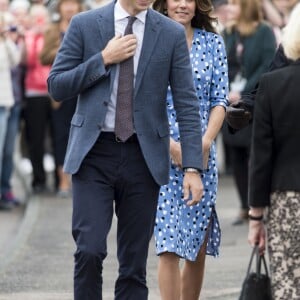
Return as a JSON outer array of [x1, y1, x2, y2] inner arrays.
[[115, 1, 147, 24]]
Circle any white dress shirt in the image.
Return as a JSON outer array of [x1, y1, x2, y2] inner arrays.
[[102, 1, 146, 132]]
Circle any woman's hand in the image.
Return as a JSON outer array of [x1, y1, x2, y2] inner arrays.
[[248, 220, 266, 255], [202, 136, 212, 170]]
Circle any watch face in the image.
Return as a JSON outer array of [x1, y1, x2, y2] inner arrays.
[[184, 168, 199, 174]]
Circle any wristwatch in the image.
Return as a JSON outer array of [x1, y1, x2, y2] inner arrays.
[[183, 167, 200, 174]]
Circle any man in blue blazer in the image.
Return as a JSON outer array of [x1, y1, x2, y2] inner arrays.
[[48, 0, 204, 299]]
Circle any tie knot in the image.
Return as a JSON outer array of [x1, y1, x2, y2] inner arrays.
[[124, 16, 136, 35], [127, 16, 137, 28]]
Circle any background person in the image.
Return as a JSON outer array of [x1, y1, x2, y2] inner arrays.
[[1, 5, 26, 206], [221, 0, 276, 225], [40, 0, 84, 198], [23, 4, 52, 194], [212, 0, 229, 33], [248, 4, 300, 299], [225, 42, 292, 131], [272, 0, 299, 26], [0, 11, 21, 210]]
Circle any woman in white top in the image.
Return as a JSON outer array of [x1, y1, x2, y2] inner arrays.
[[0, 11, 20, 210]]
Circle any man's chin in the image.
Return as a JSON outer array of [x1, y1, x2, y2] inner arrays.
[[136, 0, 151, 9]]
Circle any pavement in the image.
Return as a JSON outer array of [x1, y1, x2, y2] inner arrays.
[[0, 164, 253, 300]]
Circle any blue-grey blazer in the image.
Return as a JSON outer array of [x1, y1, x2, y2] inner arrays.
[[48, 2, 203, 186]]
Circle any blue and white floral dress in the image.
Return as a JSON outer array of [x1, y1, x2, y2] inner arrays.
[[154, 29, 229, 261]]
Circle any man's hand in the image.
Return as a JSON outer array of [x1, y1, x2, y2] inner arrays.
[[101, 34, 137, 66], [183, 173, 203, 206], [225, 101, 252, 130]]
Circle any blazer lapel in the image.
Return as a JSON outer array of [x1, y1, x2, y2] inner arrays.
[[96, 2, 117, 90], [134, 9, 161, 97], [96, 2, 115, 45]]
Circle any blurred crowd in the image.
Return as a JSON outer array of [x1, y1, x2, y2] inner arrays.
[[0, 0, 111, 211], [0, 0, 299, 214]]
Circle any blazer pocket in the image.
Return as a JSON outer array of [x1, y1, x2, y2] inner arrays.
[[71, 114, 84, 127], [157, 125, 169, 138]]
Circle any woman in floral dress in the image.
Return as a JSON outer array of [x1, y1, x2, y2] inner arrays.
[[153, 0, 229, 298]]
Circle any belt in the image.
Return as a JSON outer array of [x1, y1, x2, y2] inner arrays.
[[100, 132, 138, 143]]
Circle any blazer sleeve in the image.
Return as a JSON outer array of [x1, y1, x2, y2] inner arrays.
[[248, 74, 273, 207], [169, 28, 203, 171], [47, 15, 109, 101]]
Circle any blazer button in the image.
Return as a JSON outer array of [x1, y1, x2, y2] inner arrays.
[[103, 101, 108, 106], [97, 124, 102, 129]]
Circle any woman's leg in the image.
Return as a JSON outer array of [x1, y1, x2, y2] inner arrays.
[[181, 237, 208, 300], [158, 252, 181, 300], [24, 96, 51, 190], [231, 146, 250, 225], [1, 104, 21, 196]]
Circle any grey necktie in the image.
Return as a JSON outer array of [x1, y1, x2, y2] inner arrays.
[[115, 16, 137, 142]]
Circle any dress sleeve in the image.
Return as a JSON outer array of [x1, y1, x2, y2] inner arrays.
[[209, 33, 229, 110]]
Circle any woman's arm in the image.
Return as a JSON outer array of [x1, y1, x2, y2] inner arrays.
[[262, 0, 284, 28], [202, 106, 225, 168], [248, 207, 266, 254]]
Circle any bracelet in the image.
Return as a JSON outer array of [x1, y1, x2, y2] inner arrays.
[[183, 167, 200, 174], [248, 214, 263, 221]]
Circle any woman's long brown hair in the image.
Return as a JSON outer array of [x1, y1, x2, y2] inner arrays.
[[152, 0, 217, 33]]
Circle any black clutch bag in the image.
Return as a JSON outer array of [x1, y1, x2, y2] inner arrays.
[[239, 246, 272, 300]]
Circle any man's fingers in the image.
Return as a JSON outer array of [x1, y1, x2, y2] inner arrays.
[[185, 187, 203, 206], [111, 34, 122, 41], [186, 198, 200, 206], [120, 33, 136, 40], [183, 184, 190, 201], [182, 173, 203, 206]]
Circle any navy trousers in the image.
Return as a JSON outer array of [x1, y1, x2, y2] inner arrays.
[[72, 133, 160, 300]]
